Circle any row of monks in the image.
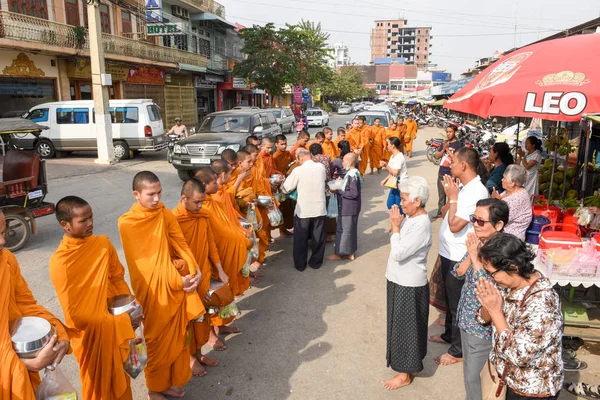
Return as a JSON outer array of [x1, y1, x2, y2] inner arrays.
[[2, 115, 417, 400]]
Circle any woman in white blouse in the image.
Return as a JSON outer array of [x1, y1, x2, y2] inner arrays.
[[516, 136, 542, 195], [383, 176, 432, 390]]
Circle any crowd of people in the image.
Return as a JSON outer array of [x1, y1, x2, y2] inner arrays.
[[2, 111, 565, 400]]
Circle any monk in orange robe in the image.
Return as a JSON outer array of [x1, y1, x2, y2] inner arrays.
[[173, 179, 232, 374], [118, 171, 205, 400], [368, 117, 387, 174], [345, 118, 361, 151], [289, 131, 310, 158], [273, 135, 295, 236], [383, 121, 400, 161], [333, 127, 346, 149], [321, 127, 339, 160], [404, 114, 418, 158], [1, 211, 70, 399], [49, 196, 140, 400], [358, 117, 372, 175], [307, 131, 325, 150]]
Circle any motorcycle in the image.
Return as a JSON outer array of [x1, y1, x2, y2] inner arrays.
[[425, 137, 444, 165], [166, 133, 180, 163]]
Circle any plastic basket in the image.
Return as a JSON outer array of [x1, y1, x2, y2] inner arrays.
[[537, 248, 600, 279], [531, 195, 561, 224]]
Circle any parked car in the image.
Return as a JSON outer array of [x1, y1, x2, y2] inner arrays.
[[266, 107, 295, 134], [338, 105, 353, 115], [351, 102, 363, 112], [357, 111, 389, 127], [362, 102, 375, 110], [370, 106, 394, 123], [305, 109, 330, 127], [232, 106, 260, 110], [14, 99, 165, 160], [171, 109, 281, 181]]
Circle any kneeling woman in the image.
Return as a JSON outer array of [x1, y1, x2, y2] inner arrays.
[[383, 176, 432, 390]]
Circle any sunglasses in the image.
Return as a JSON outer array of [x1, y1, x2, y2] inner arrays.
[[470, 215, 491, 227]]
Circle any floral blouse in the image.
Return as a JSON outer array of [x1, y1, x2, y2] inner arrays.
[[488, 276, 563, 397]]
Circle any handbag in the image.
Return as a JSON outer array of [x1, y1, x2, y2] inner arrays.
[[383, 174, 399, 189]]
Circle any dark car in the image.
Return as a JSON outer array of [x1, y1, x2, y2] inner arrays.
[[171, 109, 281, 180]]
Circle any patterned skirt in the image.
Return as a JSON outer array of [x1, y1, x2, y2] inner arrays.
[[429, 255, 447, 312], [386, 280, 429, 373]]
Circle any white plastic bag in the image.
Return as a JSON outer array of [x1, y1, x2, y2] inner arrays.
[[241, 251, 252, 277], [123, 323, 148, 379], [36, 366, 77, 400], [327, 194, 338, 218], [246, 203, 260, 231], [267, 205, 283, 227], [219, 302, 241, 319]]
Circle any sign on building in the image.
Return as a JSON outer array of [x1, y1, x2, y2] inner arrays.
[[194, 76, 217, 89], [147, 23, 185, 36], [232, 78, 249, 89], [145, 0, 162, 22]]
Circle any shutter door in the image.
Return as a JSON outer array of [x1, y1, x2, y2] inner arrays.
[[164, 85, 196, 127], [123, 84, 166, 122]]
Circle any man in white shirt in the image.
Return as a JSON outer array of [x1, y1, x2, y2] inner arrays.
[[282, 148, 327, 271], [431, 147, 489, 366]]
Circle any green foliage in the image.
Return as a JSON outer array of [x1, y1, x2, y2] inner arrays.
[[233, 20, 332, 97], [320, 66, 374, 103]]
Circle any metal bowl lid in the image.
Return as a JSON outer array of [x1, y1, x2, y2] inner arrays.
[[10, 317, 52, 346], [209, 280, 224, 295], [108, 294, 138, 315]]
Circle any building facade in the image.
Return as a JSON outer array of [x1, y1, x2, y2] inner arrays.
[[370, 19, 432, 70], [0, 0, 244, 123], [327, 42, 350, 69]]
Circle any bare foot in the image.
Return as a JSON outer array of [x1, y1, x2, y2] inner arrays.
[[250, 276, 260, 284], [161, 386, 185, 398], [325, 254, 342, 260], [215, 325, 241, 335], [250, 270, 263, 277], [346, 254, 355, 261], [190, 356, 208, 377], [428, 335, 448, 344], [377, 168, 381, 175], [208, 330, 227, 351], [435, 317, 445, 327], [199, 353, 219, 367], [148, 392, 168, 400], [434, 353, 463, 366], [279, 229, 293, 238], [382, 372, 413, 390], [251, 260, 263, 271]]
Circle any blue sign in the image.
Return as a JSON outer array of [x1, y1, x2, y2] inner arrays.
[[439, 77, 473, 95], [432, 72, 452, 82], [146, 10, 163, 22]]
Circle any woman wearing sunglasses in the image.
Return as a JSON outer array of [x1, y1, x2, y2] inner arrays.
[[451, 198, 508, 400], [475, 234, 563, 400]]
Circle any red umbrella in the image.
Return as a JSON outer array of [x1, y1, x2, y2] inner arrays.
[[445, 33, 600, 121]]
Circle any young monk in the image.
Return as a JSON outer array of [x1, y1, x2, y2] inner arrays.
[[246, 135, 260, 147], [321, 127, 339, 160], [358, 116, 372, 175], [307, 131, 325, 148], [404, 114, 418, 158], [49, 196, 141, 400], [118, 171, 205, 400], [273, 135, 295, 237], [1, 211, 70, 399], [383, 121, 401, 162], [289, 130, 310, 158], [333, 127, 346, 148], [259, 137, 283, 178], [368, 117, 387, 174], [221, 148, 239, 170], [173, 179, 229, 375]]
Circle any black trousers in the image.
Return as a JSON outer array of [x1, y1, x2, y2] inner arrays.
[[293, 215, 326, 271], [506, 388, 560, 400], [439, 255, 464, 358]]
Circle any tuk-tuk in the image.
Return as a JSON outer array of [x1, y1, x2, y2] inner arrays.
[[0, 118, 55, 251]]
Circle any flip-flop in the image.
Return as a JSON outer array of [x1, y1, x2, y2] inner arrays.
[[563, 358, 588, 371], [564, 382, 600, 399], [562, 349, 577, 360]]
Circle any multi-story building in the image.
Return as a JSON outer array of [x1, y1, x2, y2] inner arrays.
[[0, 0, 245, 124], [327, 42, 350, 69], [370, 19, 432, 70]]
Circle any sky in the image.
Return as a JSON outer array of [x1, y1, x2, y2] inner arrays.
[[218, 0, 599, 78]]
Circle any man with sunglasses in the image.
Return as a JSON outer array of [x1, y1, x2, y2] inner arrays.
[[430, 147, 488, 367]]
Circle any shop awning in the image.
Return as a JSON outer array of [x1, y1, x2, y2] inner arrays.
[[178, 63, 206, 73], [205, 73, 224, 83], [191, 13, 237, 29], [584, 114, 600, 124], [433, 99, 446, 106]]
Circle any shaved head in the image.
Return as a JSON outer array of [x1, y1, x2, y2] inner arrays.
[[211, 159, 231, 175], [237, 150, 251, 162], [181, 178, 205, 196], [194, 167, 217, 184], [133, 171, 160, 192], [56, 196, 90, 223], [181, 178, 206, 213], [297, 131, 310, 140], [261, 137, 274, 145], [343, 152, 357, 168], [221, 149, 237, 163], [246, 135, 260, 145], [243, 144, 259, 154]]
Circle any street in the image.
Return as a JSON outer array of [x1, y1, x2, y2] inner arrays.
[[16, 114, 587, 399]]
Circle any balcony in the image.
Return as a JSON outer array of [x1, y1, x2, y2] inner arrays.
[[181, 0, 226, 17], [0, 11, 207, 68]]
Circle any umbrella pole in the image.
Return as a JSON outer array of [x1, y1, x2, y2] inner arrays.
[[548, 123, 559, 201], [581, 119, 592, 198], [515, 117, 521, 152]]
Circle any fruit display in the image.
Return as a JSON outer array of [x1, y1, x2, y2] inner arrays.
[[538, 161, 577, 200], [584, 195, 600, 208]]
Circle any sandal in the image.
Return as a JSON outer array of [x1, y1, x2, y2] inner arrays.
[[562, 349, 577, 360], [563, 358, 588, 371], [562, 336, 585, 351], [564, 382, 600, 399]]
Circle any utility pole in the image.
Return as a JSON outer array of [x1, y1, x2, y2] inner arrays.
[[87, 0, 115, 165]]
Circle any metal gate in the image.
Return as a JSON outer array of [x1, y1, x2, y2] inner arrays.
[[164, 86, 196, 127], [123, 84, 166, 122]]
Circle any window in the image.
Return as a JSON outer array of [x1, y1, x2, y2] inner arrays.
[[56, 108, 89, 124], [112, 107, 139, 123], [418, 29, 421, 34], [417, 47, 420, 51], [121, 10, 132, 34], [174, 35, 188, 51], [28, 108, 49, 122], [252, 114, 261, 129], [392, 24, 398, 28], [65, 0, 80, 26], [9, 0, 48, 19], [387, 23, 390, 26], [146, 105, 161, 122], [99, 4, 111, 34]]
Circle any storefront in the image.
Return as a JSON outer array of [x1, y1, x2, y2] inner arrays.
[[0, 51, 58, 116], [194, 74, 220, 123], [251, 88, 266, 108], [122, 66, 166, 121], [65, 59, 127, 100], [164, 72, 195, 127], [217, 76, 252, 111]]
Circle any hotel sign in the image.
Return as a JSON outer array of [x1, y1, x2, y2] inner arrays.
[[146, 23, 185, 36]]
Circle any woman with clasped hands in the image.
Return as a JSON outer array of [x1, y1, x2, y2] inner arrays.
[[474, 234, 563, 400], [383, 177, 432, 390]]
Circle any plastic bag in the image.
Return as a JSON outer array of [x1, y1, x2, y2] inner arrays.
[[246, 203, 260, 231], [250, 231, 259, 259], [574, 207, 594, 226], [219, 302, 241, 319], [241, 251, 252, 277], [36, 366, 77, 400], [267, 205, 283, 227], [327, 194, 338, 218], [123, 323, 148, 379]]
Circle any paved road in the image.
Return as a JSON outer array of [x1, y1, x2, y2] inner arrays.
[[16, 118, 586, 399]]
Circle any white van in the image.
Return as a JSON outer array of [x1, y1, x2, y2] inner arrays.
[[15, 99, 166, 160]]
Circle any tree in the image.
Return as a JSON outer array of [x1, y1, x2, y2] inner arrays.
[[320, 65, 370, 103], [233, 21, 332, 98]]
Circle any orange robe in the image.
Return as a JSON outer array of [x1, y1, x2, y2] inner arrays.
[[383, 128, 401, 161], [49, 235, 135, 400], [274, 149, 294, 176], [405, 120, 418, 153], [1, 249, 69, 399], [238, 165, 272, 262], [273, 149, 295, 230], [368, 125, 386, 169], [345, 128, 361, 151], [259, 151, 282, 177], [213, 184, 243, 223], [201, 194, 251, 299], [118, 203, 205, 393], [172, 204, 221, 354], [357, 126, 371, 175], [289, 142, 306, 158], [321, 138, 339, 160]]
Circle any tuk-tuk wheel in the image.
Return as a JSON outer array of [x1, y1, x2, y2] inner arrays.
[[4, 213, 31, 252]]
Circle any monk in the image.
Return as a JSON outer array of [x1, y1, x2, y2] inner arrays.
[[383, 121, 400, 162], [1, 211, 70, 399], [289, 131, 310, 158], [118, 171, 205, 400], [245, 135, 260, 147], [405, 114, 418, 158], [347, 117, 369, 175], [321, 127, 339, 160], [368, 117, 387, 174], [307, 131, 325, 149], [273, 135, 295, 237], [49, 196, 140, 400], [259, 137, 283, 178], [358, 116, 372, 175], [345, 118, 361, 151], [221, 148, 239, 170], [333, 127, 346, 149]]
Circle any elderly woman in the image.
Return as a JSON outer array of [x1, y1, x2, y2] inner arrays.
[[475, 234, 563, 400], [383, 176, 432, 390], [452, 198, 508, 400], [492, 164, 532, 241]]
